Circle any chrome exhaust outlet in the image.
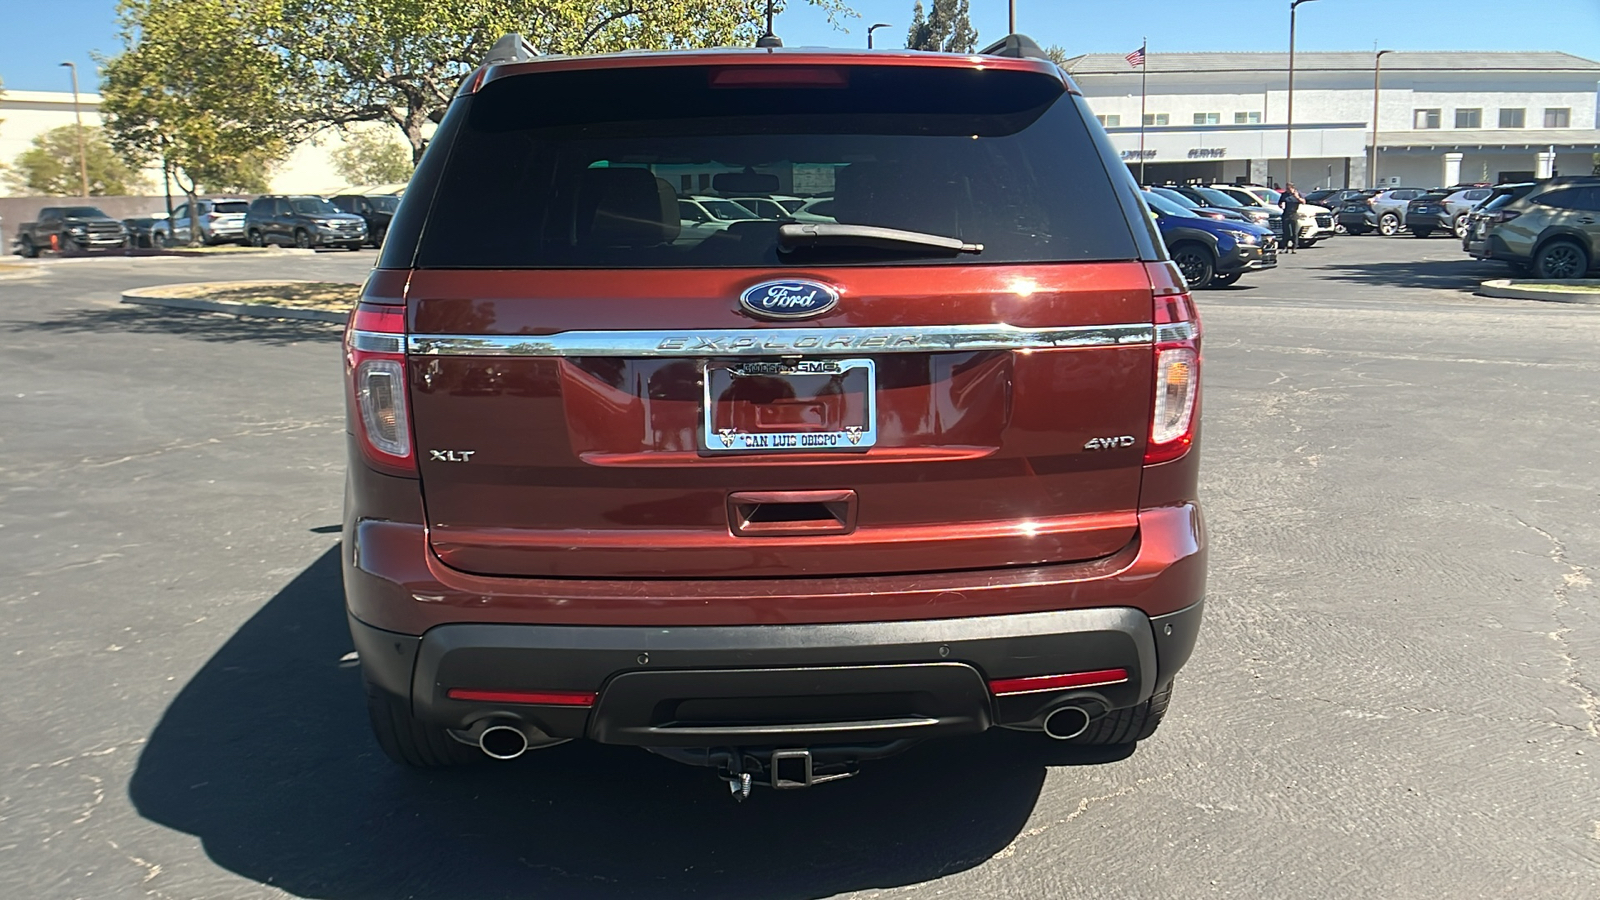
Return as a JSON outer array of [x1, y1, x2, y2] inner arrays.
[[1042, 705, 1093, 741], [479, 723, 531, 760]]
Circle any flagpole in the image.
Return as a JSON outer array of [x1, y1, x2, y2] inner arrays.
[[1138, 38, 1148, 183]]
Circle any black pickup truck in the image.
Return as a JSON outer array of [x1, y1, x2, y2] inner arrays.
[[13, 206, 128, 257]]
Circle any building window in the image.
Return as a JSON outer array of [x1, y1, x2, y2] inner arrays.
[[1413, 108, 1441, 129], [1143, 113, 1169, 126], [1544, 107, 1571, 128], [1233, 111, 1262, 125], [1454, 108, 1481, 128], [1498, 108, 1525, 128], [1096, 114, 1122, 127], [1193, 112, 1220, 126]]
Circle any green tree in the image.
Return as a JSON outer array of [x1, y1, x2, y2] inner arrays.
[[332, 130, 414, 185], [101, 0, 293, 243], [7, 125, 148, 196], [1043, 45, 1070, 67], [904, 0, 976, 53], [265, 0, 855, 164]]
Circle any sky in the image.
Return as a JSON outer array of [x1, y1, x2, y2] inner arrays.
[[1, 0, 1597, 93]]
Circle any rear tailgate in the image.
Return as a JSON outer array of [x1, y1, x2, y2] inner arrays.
[[407, 265, 1153, 578], [394, 55, 1160, 580]]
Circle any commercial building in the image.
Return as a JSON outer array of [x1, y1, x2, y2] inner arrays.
[[1064, 51, 1600, 189], [0, 89, 394, 197]]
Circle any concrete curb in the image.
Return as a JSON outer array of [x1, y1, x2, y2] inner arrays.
[[12, 247, 317, 263], [0, 265, 44, 281], [1477, 279, 1600, 305], [121, 285, 351, 324]]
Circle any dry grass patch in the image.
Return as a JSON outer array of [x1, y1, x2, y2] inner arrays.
[[154, 280, 362, 311]]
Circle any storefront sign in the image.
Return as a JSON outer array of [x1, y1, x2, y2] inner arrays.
[[1121, 149, 1157, 161], [1187, 148, 1227, 159]]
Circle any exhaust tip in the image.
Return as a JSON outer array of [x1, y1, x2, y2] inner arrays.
[[479, 724, 530, 760], [1042, 705, 1092, 741]]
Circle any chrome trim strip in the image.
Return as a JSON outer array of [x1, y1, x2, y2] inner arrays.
[[407, 324, 1154, 358], [350, 330, 405, 354]]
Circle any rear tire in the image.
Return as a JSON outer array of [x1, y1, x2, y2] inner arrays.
[[1453, 214, 1470, 239], [1209, 271, 1241, 287], [19, 235, 38, 258], [247, 230, 264, 248], [294, 229, 312, 249], [1533, 239, 1588, 280], [1409, 227, 1433, 238], [1171, 243, 1215, 290], [364, 682, 482, 768], [1298, 238, 1318, 248], [1070, 681, 1174, 745], [1378, 213, 1400, 236]]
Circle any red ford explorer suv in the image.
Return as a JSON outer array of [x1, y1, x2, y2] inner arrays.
[[343, 33, 1205, 797]]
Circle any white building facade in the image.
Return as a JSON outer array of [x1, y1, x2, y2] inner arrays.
[[0, 89, 397, 197], [1064, 51, 1600, 189]]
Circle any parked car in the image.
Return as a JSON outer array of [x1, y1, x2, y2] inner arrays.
[[1208, 184, 1285, 231], [1465, 176, 1600, 277], [727, 195, 806, 218], [1403, 192, 1453, 237], [121, 213, 169, 249], [1333, 190, 1383, 234], [344, 34, 1207, 790], [1367, 188, 1431, 236], [1143, 188, 1277, 288], [1304, 189, 1369, 232], [162, 198, 250, 246], [329, 194, 399, 247], [13, 206, 127, 257], [1145, 186, 1253, 224], [1440, 187, 1494, 238], [1175, 185, 1273, 228], [244, 195, 367, 249], [1462, 183, 1538, 253]]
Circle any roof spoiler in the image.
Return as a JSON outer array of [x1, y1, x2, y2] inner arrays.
[[483, 33, 538, 66], [978, 34, 1051, 63]]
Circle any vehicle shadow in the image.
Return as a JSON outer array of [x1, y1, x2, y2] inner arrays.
[[130, 546, 1124, 899], [1311, 254, 1508, 293], [4, 306, 342, 346]]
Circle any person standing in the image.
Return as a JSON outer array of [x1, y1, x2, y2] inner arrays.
[[1280, 182, 1303, 253]]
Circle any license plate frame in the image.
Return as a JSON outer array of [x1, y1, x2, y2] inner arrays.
[[700, 357, 877, 453]]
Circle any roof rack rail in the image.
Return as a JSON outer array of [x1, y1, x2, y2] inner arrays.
[[978, 34, 1051, 63], [483, 33, 538, 66]]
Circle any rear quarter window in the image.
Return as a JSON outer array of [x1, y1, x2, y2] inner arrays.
[[410, 63, 1140, 269]]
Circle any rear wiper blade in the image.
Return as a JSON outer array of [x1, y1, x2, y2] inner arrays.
[[777, 223, 983, 256]]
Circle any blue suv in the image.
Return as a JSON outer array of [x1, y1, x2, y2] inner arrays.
[[1143, 189, 1277, 288]]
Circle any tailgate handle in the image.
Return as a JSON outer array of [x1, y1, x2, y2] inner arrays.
[[728, 490, 857, 537]]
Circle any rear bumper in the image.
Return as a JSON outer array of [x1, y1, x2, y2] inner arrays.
[[350, 601, 1204, 746]]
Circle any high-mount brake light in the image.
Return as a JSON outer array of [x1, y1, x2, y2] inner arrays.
[[1146, 280, 1201, 464], [345, 303, 414, 473], [710, 66, 849, 88]]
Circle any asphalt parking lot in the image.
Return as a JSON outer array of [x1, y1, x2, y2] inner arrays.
[[2, 236, 1596, 899]]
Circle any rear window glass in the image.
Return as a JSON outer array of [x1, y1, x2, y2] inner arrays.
[[211, 201, 248, 214], [415, 64, 1136, 268]]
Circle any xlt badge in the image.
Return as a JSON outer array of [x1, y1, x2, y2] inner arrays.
[[429, 450, 476, 462]]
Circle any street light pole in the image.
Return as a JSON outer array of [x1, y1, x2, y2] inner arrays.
[[867, 22, 891, 49], [1369, 49, 1391, 189], [1285, 0, 1319, 186], [1009, 0, 1016, 33], [60, 61, 90, 198]]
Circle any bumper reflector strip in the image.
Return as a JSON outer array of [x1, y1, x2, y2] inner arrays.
[[447, 689, 597, 707], [988, 668, 1130, 696]]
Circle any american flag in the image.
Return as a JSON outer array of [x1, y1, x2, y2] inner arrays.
[[1125, 47, 1146, 67]]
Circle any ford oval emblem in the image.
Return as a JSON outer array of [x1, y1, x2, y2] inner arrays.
[[739, 280, 840, 320]]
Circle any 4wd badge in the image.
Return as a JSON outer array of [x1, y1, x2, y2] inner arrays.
[[1083, 436, 1136, 451]]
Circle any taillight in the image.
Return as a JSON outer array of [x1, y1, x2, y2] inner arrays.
[[1147, 271, 1200, 464], [344, 303, 414, 474], [1494, 210, 1521, 223]]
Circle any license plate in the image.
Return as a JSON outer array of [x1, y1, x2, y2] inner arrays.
[[702, 358, 877, 452]]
